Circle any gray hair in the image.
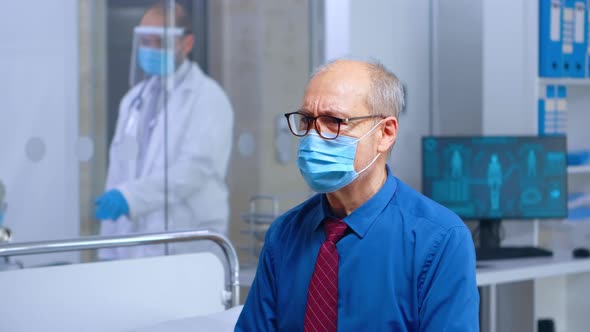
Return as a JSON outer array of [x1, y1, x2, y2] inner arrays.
[[311, 59, 405, 119]]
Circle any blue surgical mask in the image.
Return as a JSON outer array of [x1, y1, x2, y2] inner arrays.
[[297, 121, 383, 193], [138, 47, 175, 76]]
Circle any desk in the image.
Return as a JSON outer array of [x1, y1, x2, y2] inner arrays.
[[477, 256, 590, 286], [477, 257, 590, 332]]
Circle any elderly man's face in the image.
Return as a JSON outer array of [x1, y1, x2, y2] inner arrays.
[[299, 61, 382, 173]]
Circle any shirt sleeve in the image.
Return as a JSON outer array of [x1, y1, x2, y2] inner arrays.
[[235, 231, 278, 331], [418, 226, 480, 332]]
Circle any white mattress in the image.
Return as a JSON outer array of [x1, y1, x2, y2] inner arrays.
[[0, 252, 227, 331], [128, 305, 243, 332]]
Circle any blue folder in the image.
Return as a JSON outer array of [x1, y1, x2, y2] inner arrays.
[[538, 98, 546, 135], [538, 85, 558, 135], [568, 0, 587, 77], [562, 0, 576, 76], [540, 0, 564, 77], [556, 85, 567, 133]]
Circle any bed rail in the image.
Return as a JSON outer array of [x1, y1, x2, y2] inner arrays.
[[0, 230, 240, 307]]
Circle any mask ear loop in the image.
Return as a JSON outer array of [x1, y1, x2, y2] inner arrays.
[[357, 152, 381, 175], [354, 119, 385, 143], [355, 119, 386, 174]]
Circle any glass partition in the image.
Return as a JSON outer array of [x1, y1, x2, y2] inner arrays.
[[0, 0, 314, 268]]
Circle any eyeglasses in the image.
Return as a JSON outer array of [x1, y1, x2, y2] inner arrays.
[[284, 111, 385, 140]]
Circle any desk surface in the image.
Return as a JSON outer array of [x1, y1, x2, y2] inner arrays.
[[476, 256, 590, 286]]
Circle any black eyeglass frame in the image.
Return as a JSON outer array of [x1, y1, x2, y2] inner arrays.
[[283, 111, 386, 140]]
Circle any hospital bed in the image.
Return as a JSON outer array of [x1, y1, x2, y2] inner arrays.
[[0, 230, 243, 331]]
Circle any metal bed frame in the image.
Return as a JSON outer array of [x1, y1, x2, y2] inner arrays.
[[0, 229, 240, 307]]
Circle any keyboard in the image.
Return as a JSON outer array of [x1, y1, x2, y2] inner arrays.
[[476, 246, 553, 261]]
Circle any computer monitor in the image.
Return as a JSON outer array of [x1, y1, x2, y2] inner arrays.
[[422, 136, 568, 260]]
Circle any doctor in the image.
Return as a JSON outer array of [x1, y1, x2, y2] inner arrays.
[[95, 2, 234, 259]]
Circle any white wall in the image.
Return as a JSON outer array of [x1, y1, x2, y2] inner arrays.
[[482, 0, 537, 136], [348, 0, 432, 190], [0, 1, 80, 266], [433, 0, 483, 135], [324, 0, 350, 62]]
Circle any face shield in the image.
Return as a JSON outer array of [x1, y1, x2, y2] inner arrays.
[[129, 26, 185, 88], [0, 180, 6, 227]]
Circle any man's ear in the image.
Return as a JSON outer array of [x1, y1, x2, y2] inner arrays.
[[182, 34, 194, 57], [378, 116, 398, 153]]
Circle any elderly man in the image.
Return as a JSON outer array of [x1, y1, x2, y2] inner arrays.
[[235, 59, 479, 331]]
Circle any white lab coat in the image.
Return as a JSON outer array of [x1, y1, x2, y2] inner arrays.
[[99, 61, 234, 259]]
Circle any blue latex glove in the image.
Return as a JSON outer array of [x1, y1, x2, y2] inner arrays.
[[95, 189, 129, 221], [0, 203, 6, 226]]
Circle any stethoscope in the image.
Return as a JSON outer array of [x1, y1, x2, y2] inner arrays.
[[125, 77, 159, 137], [130, 76, 154, 111], [124, 65, 192, 137]]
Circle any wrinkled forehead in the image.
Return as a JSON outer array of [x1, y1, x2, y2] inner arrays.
[[301, 70, 371, 116]]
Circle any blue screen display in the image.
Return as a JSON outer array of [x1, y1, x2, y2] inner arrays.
[[422, 136, 567, 220]]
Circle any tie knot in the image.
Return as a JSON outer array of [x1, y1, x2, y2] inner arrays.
[[323, 218, 348, 243]]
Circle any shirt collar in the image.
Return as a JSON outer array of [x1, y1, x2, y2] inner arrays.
[[174, 60, 192, 88], [313, 164, 398, 238]]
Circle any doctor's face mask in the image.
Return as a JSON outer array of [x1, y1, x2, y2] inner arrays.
[[138, 47, 175, 76], [296, 119, 384, 193], [130, 26, 187, 86]]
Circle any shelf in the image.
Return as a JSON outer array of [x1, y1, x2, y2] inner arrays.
[[568, 165, 590, 174], [537, 78, 590, 86]]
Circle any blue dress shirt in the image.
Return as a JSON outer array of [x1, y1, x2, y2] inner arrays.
[[236, 165, 479, 331]]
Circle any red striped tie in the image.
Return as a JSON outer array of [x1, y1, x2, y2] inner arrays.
[[304, 218, 348, 332]]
